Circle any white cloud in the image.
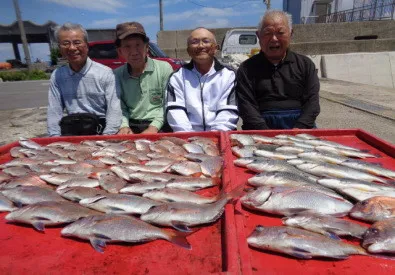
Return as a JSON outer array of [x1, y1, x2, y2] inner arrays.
[[90, 15, 158, 28], [90, 18, 120, 28], [194, 18, 230, 28], [166, 7, 233, 21], [42, 0, 125, 13]]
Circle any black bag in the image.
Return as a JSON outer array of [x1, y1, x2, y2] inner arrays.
[[59, 113, 104, 136]]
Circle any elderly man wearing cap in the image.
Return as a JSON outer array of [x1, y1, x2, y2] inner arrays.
[[114, 22, 173, 134]]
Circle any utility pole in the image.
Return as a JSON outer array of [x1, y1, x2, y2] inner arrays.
[[264, 0, 271, 10], [159, 0, 163, 31], [13, 0, 32, 71]]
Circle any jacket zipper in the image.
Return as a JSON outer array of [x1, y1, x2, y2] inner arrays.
[[198, 75, 206, 131]]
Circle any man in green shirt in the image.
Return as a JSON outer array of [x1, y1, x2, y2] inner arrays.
[[114, 21, 173, 134]]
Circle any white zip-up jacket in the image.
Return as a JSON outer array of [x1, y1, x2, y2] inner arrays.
[[165, 59, 238, 132]]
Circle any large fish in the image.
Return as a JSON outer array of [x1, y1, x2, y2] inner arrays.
[[317, 178, 395, 201], [230, 134, 255, 147], [19, 137, 45, 151], [254, 149, 297, 160], [171, 161, 202, 177], [120, 182, 167, 195], [79, 194, 162, 215], [340, 159, 395, 179], [315, 145, 378, 159], [240, 186, 353, 216], [140, 186, 243, 231], [350, 196, 395, 222], [297, 151, 348, 164], [57, 186, 108, 202], [2, 175, 50, 189], [283, 212, 367, 239], [248, 171, 338, 198], [61, 214, 191, 252], [0, 193, 18, 212], [5, 201, 101, 231], [247, 225, 367, 259], [2, 186, 67, 205], [56, 177, 100, 190], [362, 217, 395, 254], [297, 162, 388, 183]]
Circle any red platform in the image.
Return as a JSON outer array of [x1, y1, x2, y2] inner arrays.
[[0, 132, 240, 275], [225, 129, 395, 275]]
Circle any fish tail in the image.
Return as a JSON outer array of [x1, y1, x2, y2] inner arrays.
[[224, 184, 245, 201], [167, 231, 192, 250]]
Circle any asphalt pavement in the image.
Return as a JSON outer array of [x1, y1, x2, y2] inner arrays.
[[0, 78, 394, 146]]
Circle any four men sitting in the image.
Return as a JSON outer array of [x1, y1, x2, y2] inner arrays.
[[47, 10, 320, 136]]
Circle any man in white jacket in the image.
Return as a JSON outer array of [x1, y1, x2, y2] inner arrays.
[[165, 27, 238, 132]]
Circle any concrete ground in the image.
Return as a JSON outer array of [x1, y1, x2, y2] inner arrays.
[[0, 78, 394, 146]]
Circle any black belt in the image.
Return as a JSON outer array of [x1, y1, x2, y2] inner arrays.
[[259, 100, 302, 110]]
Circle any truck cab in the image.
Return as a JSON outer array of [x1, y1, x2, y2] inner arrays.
[[221, 29, 260, 58]]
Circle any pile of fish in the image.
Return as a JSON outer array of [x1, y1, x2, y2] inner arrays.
[[230, 133, 395, 259], [0, 136, 235, 252]]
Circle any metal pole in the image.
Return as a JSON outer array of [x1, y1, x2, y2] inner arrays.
[[159, 0, 163, 31], [12, 0, 32, 71], [264, 0, 271, 10]]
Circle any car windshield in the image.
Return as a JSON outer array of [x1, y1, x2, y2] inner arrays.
[[149, 42, 167, 58]]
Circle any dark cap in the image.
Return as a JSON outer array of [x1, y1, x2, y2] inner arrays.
[[116, 22, 146, 40]]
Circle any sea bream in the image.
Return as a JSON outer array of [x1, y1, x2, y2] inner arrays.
[[0, 193, 18, 212], [79, 194, 162, 215], [2, 186, 67, 206], [362, 217, 395, 254], [140, 186, 243, 231], [317, 178, 395, 201], [350, 196, 395, 222], [247, 225, 367, 259], [61, 214, 191, 252], [247, 171, 339, 198], [296, 161, 388, 183], [56, 186, 108, 202], [240, 186, 353, 217], [283, 212, 368, 239], [5, 201, 101, 231]]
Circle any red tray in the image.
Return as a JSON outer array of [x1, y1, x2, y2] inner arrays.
[[226, 129, 395, 275], [0, 132, 240, 275]]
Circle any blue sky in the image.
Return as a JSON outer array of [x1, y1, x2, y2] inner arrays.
[[0, 0, 283, 62]]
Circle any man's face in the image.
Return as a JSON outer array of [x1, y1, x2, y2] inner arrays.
[[118, 36, 148, 68], [257, 15, 291, 62], [58, 30, 88, 70], [187, 29, 217, 64]]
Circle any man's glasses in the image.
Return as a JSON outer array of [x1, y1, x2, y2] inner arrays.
[[188, 38, 214, 46], [59, 40, 85, 49]]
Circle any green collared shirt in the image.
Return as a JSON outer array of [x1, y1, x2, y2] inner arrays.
[[114, 57, 173, 130]]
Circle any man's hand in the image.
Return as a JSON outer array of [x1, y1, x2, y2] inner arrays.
[[117, 127, 133, 135], [142, 125, 159, 134]]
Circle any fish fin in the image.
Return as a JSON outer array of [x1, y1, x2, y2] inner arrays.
[[191, 172, 203, 177], [80, 195, 107, 205], [283, 208, 311, 215], [171, 221, 192, 232], [90, 238, 107, 253], [290, 247, 312, 259], [325, 231, 341, 240], [225, 185, 245, 201], [167, 231, 192, 250], [32, 222, 45, 232]]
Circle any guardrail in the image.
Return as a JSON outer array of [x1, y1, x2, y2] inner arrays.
[[302, 0, 395, 24]]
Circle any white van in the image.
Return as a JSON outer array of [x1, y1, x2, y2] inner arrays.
[[221, 29, 260, 58]]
